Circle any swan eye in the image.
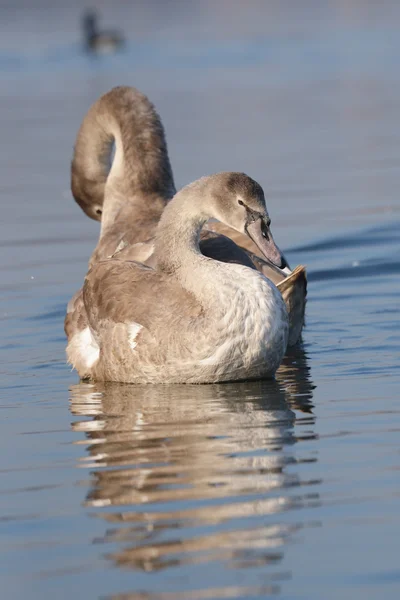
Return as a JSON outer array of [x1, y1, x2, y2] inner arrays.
[[238, 199, 244, 206], [96, 208, 102, 216]]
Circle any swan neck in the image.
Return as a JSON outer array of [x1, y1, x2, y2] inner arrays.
[[71, 87, 175, 223], [154, 188, 210, 279]]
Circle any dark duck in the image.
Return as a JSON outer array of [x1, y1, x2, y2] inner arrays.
[[82, 9, 125, 54]]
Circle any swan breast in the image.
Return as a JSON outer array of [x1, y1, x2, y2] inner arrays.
[[199, 265, 289, 379]]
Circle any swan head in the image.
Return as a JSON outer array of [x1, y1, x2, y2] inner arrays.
[[210, 172, 288, 272]]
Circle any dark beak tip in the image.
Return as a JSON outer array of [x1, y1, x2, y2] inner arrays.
[[279, 256, 288, 270]]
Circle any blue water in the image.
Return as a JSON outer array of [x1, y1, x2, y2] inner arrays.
[[1, 1, 400, 599]]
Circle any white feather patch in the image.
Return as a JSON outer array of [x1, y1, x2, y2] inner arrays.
[[75, 327, 100, 368], [128, 322, 143, 349]]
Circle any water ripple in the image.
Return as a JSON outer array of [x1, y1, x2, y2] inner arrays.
[[68, 359, 317, 584]]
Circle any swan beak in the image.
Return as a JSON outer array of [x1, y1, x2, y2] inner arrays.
[[246, 217, 289, 272]]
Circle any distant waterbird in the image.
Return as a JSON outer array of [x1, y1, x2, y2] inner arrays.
[[82, 9, 125, 55]]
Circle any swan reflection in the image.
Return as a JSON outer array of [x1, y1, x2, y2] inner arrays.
[[70, 348, 317, 576]]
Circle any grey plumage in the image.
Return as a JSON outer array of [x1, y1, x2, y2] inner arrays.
[[67, 173, 289, 383], [66, 86, 306, 383]]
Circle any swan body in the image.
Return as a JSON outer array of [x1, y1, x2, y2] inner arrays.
[[103, 228, 306, 347], [66, 174, 289, 384]]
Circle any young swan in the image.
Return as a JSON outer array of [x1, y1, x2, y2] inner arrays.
[[70, 86, 306, 345], [67, 173, 289, 384]]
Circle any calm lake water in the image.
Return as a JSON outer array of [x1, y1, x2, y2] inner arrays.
[[1, 1, 400, 599]]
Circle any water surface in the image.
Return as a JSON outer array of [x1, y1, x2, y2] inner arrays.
[[1, 2, 400, 599]]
